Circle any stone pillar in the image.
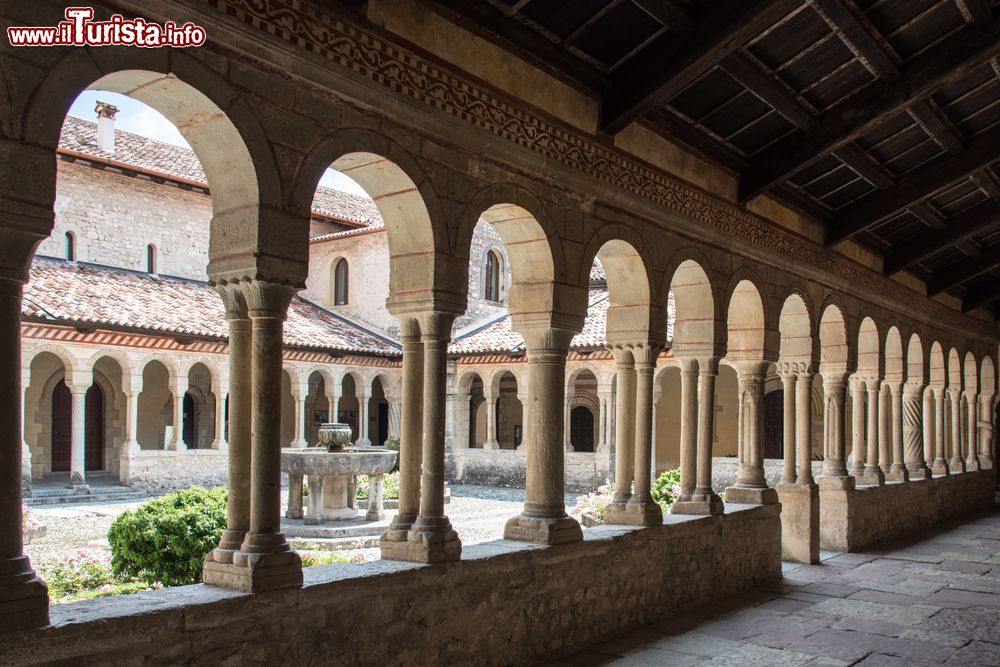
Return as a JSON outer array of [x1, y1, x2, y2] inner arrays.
[[290, 381, 309, 448], [819, 374, 853, 488], [651, 384, 661, 480], [932, 389, 950, 475], [356, 388, 372, 448], [406, 311, 463, 561], [797, 372, 814, 485], [118, 374, 143, 485], [965, 392, 981, 471], [887, 382, 908, 481], [504, 326, 582, 544], [781, 372, 797, 484], [328, 382, 340, 422], [21, 369, 32, 495], [166, 374, 188, 451], [922, 389, 934, 469], [726, 361, 777, 504], [285, 473, 304, 519], [610, 348, 636, 504], [878, 383, 891, 478], [483, 389, 500, 450], [903, 383, 931, 479], [205, 286, 252, 573], [67, 381, 89, 490], [305, 475, 325, 525], [0, 275, 49, 630], [863, 381, 884, 485], [381, 321, 423, 557], [211, 380, 229, 451], [366, 473, 385, 521], [608, 345, 662, 525], [978, 396, 994, 469], [212, 280, 302, 592], [596, 392, 609, 453], [849, 377, 866, 479], [673, 358, 698, 506], [949, 389, 966, 473], [691, 358, 723, 513]]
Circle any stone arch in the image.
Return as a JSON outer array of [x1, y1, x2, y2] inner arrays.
[[856, 317, 881, 378], [777, 291, 813, 367], [907, 334, 927, 386], [24, 344, 80, 378], [291, 128, 449, 309], [726, 279, 767, 361], [493, 371, 523, 449], [981, 356, 996, 402], [85, 349, 134, 377], [885, 327, 904, 384], [930, 342, 946, 395], [186, 362, 215, 450], [819, 301, 851, 375], [948, 348, 963, 392], [590, 236, 661, 345], [458, 370, 485, 395], [964, 351, 979, 395], [667, 255, 719, 356], [22, 52, 290, 279], [137, 359, 172, 449]]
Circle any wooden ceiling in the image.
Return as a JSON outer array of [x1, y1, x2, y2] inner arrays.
[[427, 0, 1000, 316]]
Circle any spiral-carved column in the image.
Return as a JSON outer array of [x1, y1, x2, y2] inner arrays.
[[903, 384, 930, 479]]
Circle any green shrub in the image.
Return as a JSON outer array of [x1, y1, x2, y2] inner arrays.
[[356, 471, 400, 500], [108, 486, 227, 586], [651, 468, 682, 510]]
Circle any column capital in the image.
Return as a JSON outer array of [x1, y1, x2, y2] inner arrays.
[[123, 373, 143, 395], [732, 359, 770, 379], [903, 381, 927, 400], [415, 310, 457, 342], [233, 279, 297, 319], [64, 369, 91, 395], [214, 282, 249, 320], [517, 324, 577, 354]]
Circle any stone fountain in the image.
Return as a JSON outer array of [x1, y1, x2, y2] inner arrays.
[[282, 423, 397, 524]]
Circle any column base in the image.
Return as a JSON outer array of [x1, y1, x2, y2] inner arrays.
[[931, 459, 950, 476], [906, 464, 932, 480], [670, 493, 724, 515], [817, 474, 855, 490], [0, 556, 49, 631], [290, 439, 308, 449], [849, 462, 867, 478], [857, 466, 885, 486], [381, 515, 462, 564], [203, 531, 303, 593], [205, 529, 248, 565], [885, 464, 909, 482], [503, 513, 583, 543], [482, 440, 500, 450], [950, 457, 966, 474], [980, 456, 994, 470], [604, 500, 663, 526], [821, 461, 849, 477], [777, 483, 819, 564], [365, 508, 385, 521], [965, 457, 981, 472], [724, 485, 779, 505]]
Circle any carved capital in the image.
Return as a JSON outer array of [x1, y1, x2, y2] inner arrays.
[[239, 279, 297, 319]]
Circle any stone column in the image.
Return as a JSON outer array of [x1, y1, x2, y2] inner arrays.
[[356, 388, 372, 448], [978, 396, 994, 469], [691, 358, 723, 513], [504, 326, 582, 544], [328, 382, 340, 422], [225, 280, 302, 592], [726, 361, 777, 504], [0, 275, 48, 630], [819, 374, 852, 486], [610, 348, 636, 504], [965, 392, 981, 471], [922, 389, 934, 469], [596, 393, 609, 453], [211, 380, 229, 451], [797, 372, 814, 485], [949, 389, 966, 473], [608, 345, 662, 525], [887, 382, 908, 481], [205, 286, 252, 573], [878, 383, 891, 478], [651, 384, 661, 481], [781, 373, 797, 484], [864, 381, 884, 485], [285, 474, 304, 520], [674, 358, 698, 505], [366, 473, 385, 521], [932, 389, 950, 475], [483, 389, 500, 450], [407, 311, 463, 561], [903, 383, 931, 479], [67, 381, 89, 490], [849, 377, 866, 479], [166, 374, 187, 451], [118, 374, 143, 485], [21, 368, 32, 495], [381, 321, 423, 557], [290, 381, 309, 448]]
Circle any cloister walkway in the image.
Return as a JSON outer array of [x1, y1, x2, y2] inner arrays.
[[550, 506, 1000, 667]]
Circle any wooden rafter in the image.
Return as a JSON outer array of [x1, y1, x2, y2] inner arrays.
[[812, 0, 899, 81], [963, 278, 1000, 312], [632, 0, 694, 32], [928, 247, 1000, 296]]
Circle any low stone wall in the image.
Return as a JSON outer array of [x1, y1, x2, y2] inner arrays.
[[820, 470, 996, 552], [448, 447, 613, 491], [712, 457, 824, 491], [120, 448, 228, 494], [5, 505, 781, 666]]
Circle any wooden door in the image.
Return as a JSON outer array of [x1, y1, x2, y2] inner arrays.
[[85, 384, 103, 471], [51, 380, 71, 472]]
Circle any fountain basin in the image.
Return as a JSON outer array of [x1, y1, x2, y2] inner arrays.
[[282, 445, 397, 524]]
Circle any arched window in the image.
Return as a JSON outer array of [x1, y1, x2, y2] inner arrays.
[[485, 250, 501, 302], [146, 244, 156, 274], [333, 258, 349, 306], [65, 232, 75, 261]]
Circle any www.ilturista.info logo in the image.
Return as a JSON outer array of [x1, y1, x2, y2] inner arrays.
[[7, 7, 206, 47]]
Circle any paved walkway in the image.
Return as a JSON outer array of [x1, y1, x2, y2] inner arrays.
[[549, 510, 1000, 666]]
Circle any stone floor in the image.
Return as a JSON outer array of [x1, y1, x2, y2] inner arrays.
[[548, 509, 1000, 667]]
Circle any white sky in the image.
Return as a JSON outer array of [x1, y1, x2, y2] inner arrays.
[[67, 90, 368, 196]]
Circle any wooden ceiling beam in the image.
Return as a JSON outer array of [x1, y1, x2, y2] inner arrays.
[[633, 0, 695, 32], [972, 168, 1000, 200], [719, 53, 815, 129], [957, 0, 995, 23], [908, 99, 965, 152], [834, 143, 895, 189], [826, 123, 1000, 246], [963, 278, 1000, 312], [884, 201, 1000, 275], [739, 19, 1000, 202], [647, 109, 748, 172], [812, 0, 900, 81], [600, 0, 801, 134], [564, 0, 626, 44], [928, 247, 1000, 296]]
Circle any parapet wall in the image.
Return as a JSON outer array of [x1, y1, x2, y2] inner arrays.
[[120, 448, 228, 494], [819, 470, 995, 552], [448, 447, 613, 491], [4, 505, 781, 666]]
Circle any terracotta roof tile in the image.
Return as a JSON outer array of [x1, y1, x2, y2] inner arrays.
[[23, 257, 398, 355]]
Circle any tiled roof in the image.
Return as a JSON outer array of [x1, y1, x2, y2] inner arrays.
[[59, 116, 381, 229], [450, 288, 611, 355], [23, 257, 399, 355]]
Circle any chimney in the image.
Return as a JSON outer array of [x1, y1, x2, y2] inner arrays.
[[94, 101, 119, 153]]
